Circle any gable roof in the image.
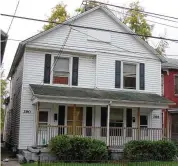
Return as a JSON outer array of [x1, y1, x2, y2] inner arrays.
[[8, 5, 166, 78], [162, 57, 178, 70]]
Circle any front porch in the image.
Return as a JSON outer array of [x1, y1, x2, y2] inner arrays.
[[36, 104, 164, 147], [29, 84, 173, 147]]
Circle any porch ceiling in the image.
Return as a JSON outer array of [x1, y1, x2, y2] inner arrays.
[[29, 84, 174, 107]]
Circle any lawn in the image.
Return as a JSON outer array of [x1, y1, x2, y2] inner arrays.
[[22, 161, 178, 166]]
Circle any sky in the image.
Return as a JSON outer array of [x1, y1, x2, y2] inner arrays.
[[1, 0, 178, 77]]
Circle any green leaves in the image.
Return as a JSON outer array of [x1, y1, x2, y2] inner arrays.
[[43, 3, 69, 31], [123, 1, 152, 41]]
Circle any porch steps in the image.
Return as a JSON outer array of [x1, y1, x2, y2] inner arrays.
[[20, 146, 57, 163]]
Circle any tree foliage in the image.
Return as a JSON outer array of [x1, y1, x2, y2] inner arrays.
[[43, 2, 69, 31], [1, 79, 7, 131], [123, 1, 152, 41]]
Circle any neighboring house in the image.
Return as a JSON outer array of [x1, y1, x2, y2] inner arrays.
[[1, 29, 8, 65], [4, 6, 174, 150], [162, 58, 178, 140]]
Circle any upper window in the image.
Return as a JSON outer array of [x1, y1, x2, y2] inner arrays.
[[123, 63, 136, 89], [53, 57, 69, 85], [175, 75, 178, 95], [161, 74, 164, 96]]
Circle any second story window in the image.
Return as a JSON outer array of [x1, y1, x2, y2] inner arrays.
[[123, 63, 136, 89], [53, 57, 69, 85], [175, 75, 178, 95]]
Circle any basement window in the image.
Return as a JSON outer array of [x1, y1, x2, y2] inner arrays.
[[53, 57, 69, 85], [175, 75, 178, 95], [123, 63, 136, 89]]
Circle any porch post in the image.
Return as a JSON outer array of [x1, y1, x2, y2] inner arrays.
[[73, 104, 76, 135], [106, 103, 111, 146], [137, 107, 140, 140], [164, 109, 169, 139], [35, 102, 40, 146]]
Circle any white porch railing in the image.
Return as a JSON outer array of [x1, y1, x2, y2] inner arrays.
[[37, 125, 164, 146]]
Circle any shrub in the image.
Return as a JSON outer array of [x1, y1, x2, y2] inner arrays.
[[123, 140, 177, 161], [49, 135, 71, 159], [153, 140, 177, 160], [49, 136, 108, 161]]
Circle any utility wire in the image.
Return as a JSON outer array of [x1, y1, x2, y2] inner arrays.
[[90, 1, 178, 21], [1, 38, 178, 57], [1, 13, 178, 42], [110, 9, 178, 29], [7, 0, 20, 34]]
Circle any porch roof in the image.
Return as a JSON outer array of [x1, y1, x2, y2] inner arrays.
[[29, 84, 174, 107]]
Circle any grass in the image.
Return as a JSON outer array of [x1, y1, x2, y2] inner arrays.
[[22, 161, 178, 166]]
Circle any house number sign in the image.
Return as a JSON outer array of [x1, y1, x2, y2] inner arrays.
[[23, 110, 31, 114], [153, 114, 160, 119]]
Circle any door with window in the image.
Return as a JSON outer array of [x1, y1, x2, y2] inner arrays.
[[67, 107, 83, 135], [140, 115, 148, 137], [109, 108, 124, 136], [38, 110, 49, 145]]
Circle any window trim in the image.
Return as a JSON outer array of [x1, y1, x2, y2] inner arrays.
[[122, 61, 139, 90], [50, 54, 72, 86], [174, 74, 178, 96]]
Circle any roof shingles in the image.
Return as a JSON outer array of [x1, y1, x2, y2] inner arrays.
[[29, 84, 173, 104]]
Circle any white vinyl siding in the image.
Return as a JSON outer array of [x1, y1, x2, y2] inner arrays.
[[15, 7, 162, 149]]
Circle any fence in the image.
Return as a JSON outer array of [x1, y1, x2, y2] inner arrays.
[[36, 155, 178, 166], [38, 125, 164, 146]]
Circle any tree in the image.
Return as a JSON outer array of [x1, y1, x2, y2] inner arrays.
[[1, 79, 7, 131], [43, 2, 69, 31], [155, 30, 169, 55], [123, 1, 153, 41]]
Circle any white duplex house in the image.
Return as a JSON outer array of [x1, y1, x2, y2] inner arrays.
[[4, 6, 173, 150]]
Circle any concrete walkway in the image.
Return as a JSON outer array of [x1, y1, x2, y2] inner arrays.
[[1, 144, 21, 166]]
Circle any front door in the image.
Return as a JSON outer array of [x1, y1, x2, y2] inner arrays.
[[171, 114, 178, 140], [67, 106, 83, 135]]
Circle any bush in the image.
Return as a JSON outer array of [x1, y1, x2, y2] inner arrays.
[[49, 135, 71, 160], [123, 140, 177, 161], [49, 135, 108, 161], [153, 140, 177, 160]]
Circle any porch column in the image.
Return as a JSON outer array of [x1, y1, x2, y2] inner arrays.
[[106, 103, 111, 146], [73, 104, 76, 135], [35, 102, 40, 146], [164, 109, 169, 138], [137, 108, 140, 140]]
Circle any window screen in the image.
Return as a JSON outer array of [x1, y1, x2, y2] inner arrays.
[[39, 111, 48, 125], [123, 63, 136, 89], [54, 57, 69, 72]]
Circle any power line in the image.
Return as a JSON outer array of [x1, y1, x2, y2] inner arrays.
[[7, 0, 20, 34], [110, 9, 178, 29], [1, 13, 178, 42], [1, 37, 178, 57], [90, 1, 178, 21]]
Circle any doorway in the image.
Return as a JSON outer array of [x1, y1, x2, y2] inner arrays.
[[67, 106, 83, 135]]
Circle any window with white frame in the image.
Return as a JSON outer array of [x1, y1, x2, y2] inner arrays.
[[123, 63, 136, 89], [175, 75, 178, 95], [53, 57, 69, 85], [39, 111, 48, 126]]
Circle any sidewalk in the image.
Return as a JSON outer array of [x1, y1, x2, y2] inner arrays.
[[1, 143, 20, 166]]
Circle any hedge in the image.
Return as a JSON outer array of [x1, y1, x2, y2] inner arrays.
[[49, 136, 108, 161], [123, 140, 177, 161]]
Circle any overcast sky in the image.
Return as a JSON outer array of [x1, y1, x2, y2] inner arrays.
[[1, 0, 178, 77]]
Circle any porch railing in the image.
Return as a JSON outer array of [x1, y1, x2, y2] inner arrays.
[[37, 125, 164, 146]]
